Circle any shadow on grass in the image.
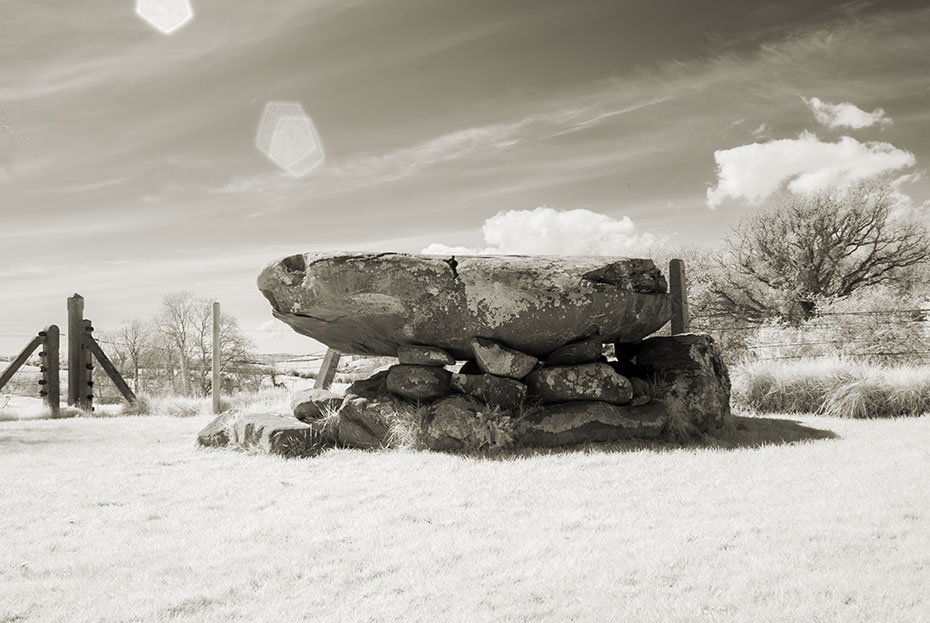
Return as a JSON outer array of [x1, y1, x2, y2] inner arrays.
[[467, 415, 839, 460]]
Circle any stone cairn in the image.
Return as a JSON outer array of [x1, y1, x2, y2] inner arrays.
[[199, 252, 731, 456]]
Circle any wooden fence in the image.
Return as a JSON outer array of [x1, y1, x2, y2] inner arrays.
[[0, 294, 136, 415]]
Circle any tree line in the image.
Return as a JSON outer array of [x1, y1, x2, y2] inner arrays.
[[99, 292, 260, 397]]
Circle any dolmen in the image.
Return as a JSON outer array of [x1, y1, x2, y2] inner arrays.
[[199, 252, 731, 456]]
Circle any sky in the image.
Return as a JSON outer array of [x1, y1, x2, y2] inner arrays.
[[1, 0, 929, 355]]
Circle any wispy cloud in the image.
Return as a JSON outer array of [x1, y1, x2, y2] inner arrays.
[[211, 94, 676, 204], [0, 0, 372, 103], [28, 176, 131, 194], [803, 96, 892, 129]]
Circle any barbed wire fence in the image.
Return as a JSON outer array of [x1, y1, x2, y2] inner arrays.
[[5, 307, 930, 409], [690, 308, 930, 364]]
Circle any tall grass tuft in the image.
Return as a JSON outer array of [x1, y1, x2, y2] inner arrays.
[[732, 356, 860, 414], [733, 356, 930, 418], [820, 365, 930, 419]]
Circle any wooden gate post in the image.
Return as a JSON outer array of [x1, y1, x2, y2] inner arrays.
[[39, 325, 60, 418], [669, 259, 690, 335], [67, 294, 85, 407], [314, 349, 341, 390], [82, 319, 94, 412]]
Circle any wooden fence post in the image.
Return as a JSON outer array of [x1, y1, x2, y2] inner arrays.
[[0, 335, 42, 394], [84, 335, 137, 404], [67, 294, 85, 407], [39, 325, 60, 418], [314, 348, 341, 390], [83, 319, 94, 412], [669, 258, 690, 335], [212, 301, 221, 414]]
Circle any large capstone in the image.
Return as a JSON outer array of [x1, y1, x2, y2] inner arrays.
[[258, 252, 670, 359]]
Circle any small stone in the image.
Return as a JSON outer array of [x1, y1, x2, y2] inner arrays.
[[385, 364, 452, 401], [232, 414, 331, 457], [515, 401, 665, 447], [197, 413, 234, 448], [471, 337, 538, 380], [450, 373, 527, 410], [397, 345, 456, 367], [423, 394, 485, 451], [525, 363, 633, 405], [345, 369, 391, 400], [337, 396, 393, 449], [545, 336, 603, 366], [291, 388, 343, 422]]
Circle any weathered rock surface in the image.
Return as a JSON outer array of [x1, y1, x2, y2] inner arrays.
[[292, 388, 343, 421], [471, 337, 538, 380], [422, 394, 486, 451], [385, 364, 452, 401], [516, 401, 665, 447], [545, 335, 603, 367], [524, 363, 633, 405], [450, 373, 527, 410], [258, 253, 670, 358], [232, 414, 330, 457], [197, 413, 234, 448], [337, 396, 393, 449], [635, 333, 731, 432], [397, 345, 456, 367]]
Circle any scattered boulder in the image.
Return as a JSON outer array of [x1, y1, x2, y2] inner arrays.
[[423, 394, 486, 451], [385, 364, 452, 401], [337, 396, 393, 449], [516, 401, 665, 447], [197, 413, 234, 448], [232, 414, 330, 458], [291, 388, 343, 422], [545, 336, 603, 367], [450, 373, 527, 410], [345, 368, 391, 400], [258, 252, 671, 358], [635, 333, 731, 432], [525, 363, 633, 405], [397, 344, 456, 367], [471, 337, 538, 380]]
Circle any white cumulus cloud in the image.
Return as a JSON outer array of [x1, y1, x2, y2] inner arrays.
[[706, 131, 915, 208], [803, 96, 892, 129], [422, 207, 657, 256]]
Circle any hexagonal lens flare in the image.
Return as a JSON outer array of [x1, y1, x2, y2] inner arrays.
[[256, 102, 325, 177], [136, 0, 194, 35]]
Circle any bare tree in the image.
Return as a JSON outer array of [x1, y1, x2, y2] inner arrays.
[[709, 182, 930, 324], [112, 319, 155, 393], [157, 292, 203, 394], [156, 292, 258, 396]]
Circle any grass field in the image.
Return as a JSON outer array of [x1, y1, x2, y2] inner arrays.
[[2, 413, 929, 622]]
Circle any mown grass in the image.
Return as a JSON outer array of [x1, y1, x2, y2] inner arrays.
[[732, 356, 930, 418], [1, 414, 928, 622]]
